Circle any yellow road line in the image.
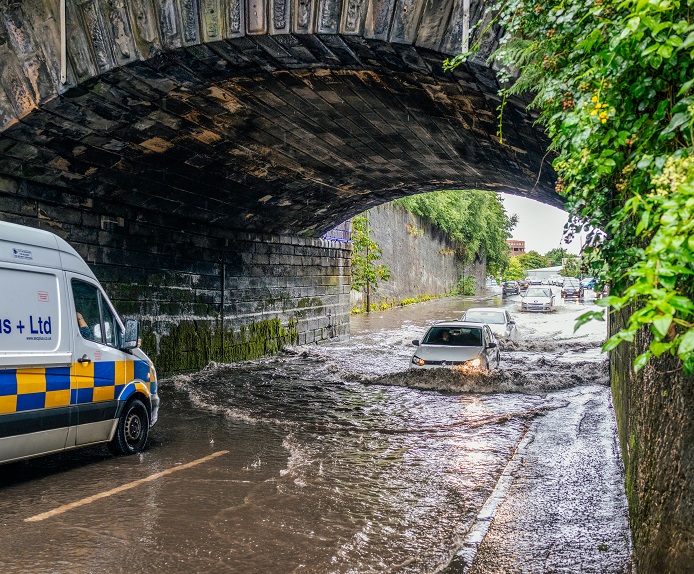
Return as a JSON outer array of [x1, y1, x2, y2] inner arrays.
[[25, 450, 229, 523]]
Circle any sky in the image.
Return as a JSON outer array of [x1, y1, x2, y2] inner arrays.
[[499, 193, 584, 255]]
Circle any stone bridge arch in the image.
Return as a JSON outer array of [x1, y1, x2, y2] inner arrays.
[[0, 1, 559, 371]]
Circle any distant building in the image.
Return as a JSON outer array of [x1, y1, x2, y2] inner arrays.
[[506, 239, 526, 255], [525, 265, 563, 281]]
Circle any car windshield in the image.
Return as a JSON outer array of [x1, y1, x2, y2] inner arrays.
[[564, 279, 580, 287], [525, 288, 551, 297], [422, 326, 483, 346], [464, 310, 506, 324]]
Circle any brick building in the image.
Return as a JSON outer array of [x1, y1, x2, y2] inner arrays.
[[506, 239, 526, 255]]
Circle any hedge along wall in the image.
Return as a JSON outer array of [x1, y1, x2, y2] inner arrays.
[[610, 309, 694, 572], [350, 201, 485, 309], [0, 175, 352, 375]]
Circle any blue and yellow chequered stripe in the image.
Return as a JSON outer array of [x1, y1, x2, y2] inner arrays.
[[0, 360, 154, 414]]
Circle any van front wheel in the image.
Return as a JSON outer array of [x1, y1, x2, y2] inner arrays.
[[109, 399, 149, 455]]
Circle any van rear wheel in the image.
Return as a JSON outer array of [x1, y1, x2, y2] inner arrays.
[[109, 399, 149, 455]]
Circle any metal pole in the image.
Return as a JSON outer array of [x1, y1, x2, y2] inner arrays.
[[462, 0, 471, 53], [60, 0, 67, 84], [220, 259, 226, 358]]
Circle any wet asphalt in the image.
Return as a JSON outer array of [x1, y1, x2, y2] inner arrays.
[[0, 287, 633, 573]]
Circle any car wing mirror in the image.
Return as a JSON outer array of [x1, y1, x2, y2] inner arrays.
[[487, 341, 498, 348], [412, 339, 420, 346], [123, 319, 141, 350]]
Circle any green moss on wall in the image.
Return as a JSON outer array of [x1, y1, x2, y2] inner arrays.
[[140, 317, 299, 376]]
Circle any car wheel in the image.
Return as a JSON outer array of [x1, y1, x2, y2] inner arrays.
[[108, 399, 150, 455]]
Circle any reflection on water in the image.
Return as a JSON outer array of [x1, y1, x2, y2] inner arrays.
[[164, 292, 620, 572]]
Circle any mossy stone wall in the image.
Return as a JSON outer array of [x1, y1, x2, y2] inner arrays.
[[0, 179, 351, 375], [351, 202, 485, 309], [610, 308, 694, 572]]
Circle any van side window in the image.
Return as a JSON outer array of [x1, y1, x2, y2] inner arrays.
[[99, 301, 117, 347], [71, 280, 121, 347], [72, 280, 102, 343]]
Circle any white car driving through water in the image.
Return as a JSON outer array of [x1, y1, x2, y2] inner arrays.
[[411, 321, 500, 371], [520, 286, 556, 312], [460, 307, 517, 340]]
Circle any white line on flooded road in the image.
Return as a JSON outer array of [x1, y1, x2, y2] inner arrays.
[[24, 450, 230, 523]]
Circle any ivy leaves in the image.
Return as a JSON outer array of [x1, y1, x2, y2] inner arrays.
[[452, 0, 694, 374], [395, 190, 517, 276]]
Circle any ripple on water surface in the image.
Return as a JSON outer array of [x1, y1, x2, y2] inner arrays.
[[165, 295, 618, 573]]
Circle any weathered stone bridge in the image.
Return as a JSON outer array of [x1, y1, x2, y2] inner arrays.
[[0, 0, 558, 371]]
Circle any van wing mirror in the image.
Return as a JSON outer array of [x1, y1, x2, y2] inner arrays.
[[123, 319, 141, 350]]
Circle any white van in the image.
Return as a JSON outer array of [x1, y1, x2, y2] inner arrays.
[[0, 221, 159, 464]]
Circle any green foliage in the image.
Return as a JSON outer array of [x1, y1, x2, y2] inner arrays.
[[504, 257, 526, 280], [560, 255, 581, 278], [447, 0, 694, 374], [545, 247, 570, 266], [351, 214, 391, 294], [516, 250, 550, 271], [454, 276, 476, 296], [395, 190, 517, 276]]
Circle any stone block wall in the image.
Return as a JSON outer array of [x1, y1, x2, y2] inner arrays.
[[350, 201, 484, 308], [610, 308, 694, 572], [0, 175, 351, 374]]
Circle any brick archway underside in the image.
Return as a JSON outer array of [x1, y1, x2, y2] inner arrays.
[[0, 35, 558, 236]]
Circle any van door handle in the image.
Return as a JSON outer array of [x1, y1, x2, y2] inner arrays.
[[77, 354, 91, 364]]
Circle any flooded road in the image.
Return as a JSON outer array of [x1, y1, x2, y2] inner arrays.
[[0, 288, 632, 573]]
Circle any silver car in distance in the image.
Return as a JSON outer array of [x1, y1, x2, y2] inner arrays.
[[460, 307, 517, 340], [411, 321, 500, 371], [520, 287, 556, 312]]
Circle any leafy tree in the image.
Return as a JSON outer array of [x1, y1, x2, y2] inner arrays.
[[560, 256, 581, 278], [504, 257, 526, 280], [351, 214, 391, 313], [445, 0, 694, 373], [545, 247, 570, 267], [516, 250, 550, 271], [396, 190, 517, 276]]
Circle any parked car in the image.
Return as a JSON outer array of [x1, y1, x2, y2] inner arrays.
[[501, 281, 520, 297], [520, 286, 555, 312], [581, 277, 596, 289], [528, 276, 543, 285], [562, 277, 584, 299], [517, 278, 530, 290], [461, 307, 517, 340], [595, 283, 609, 300], [549, 275, 563, 286], [411, 321, 500, 370]]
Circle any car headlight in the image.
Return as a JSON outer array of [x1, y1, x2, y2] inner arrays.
[[412, 356, 425, 366], [465, 357, 482, 368]]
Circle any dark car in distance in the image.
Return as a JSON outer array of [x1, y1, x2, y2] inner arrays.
[[502, 281, 520, 296], [517, 278, 530, 290], [562, 277, 584, 299]]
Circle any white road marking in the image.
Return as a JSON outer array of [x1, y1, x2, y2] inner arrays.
[[24, 450, 229, 523], [448, 428, 534, 572]]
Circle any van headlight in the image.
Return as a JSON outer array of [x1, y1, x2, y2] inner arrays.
[[412, 356, 425, 366], [465, 357, 482, 368]]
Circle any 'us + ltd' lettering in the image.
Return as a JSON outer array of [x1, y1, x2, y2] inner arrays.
[[0, 315, 53, 335]]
